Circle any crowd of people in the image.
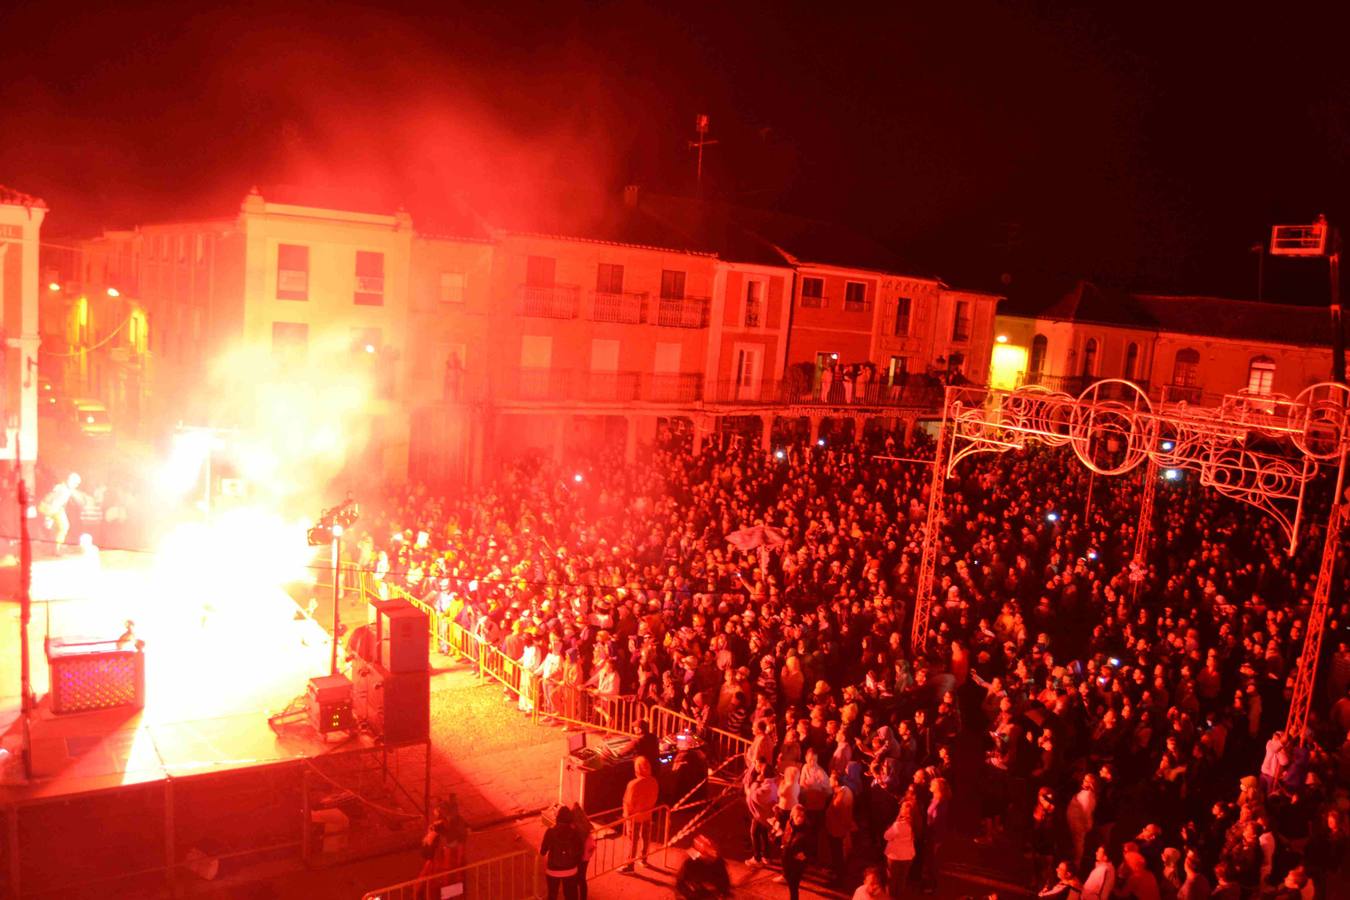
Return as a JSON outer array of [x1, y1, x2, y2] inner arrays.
[[355, 421, 1350, 899]]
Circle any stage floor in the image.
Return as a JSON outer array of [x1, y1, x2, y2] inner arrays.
[[1, 549, 343, 802]]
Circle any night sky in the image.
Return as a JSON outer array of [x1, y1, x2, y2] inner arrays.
[[3, 1, 1349, 300]]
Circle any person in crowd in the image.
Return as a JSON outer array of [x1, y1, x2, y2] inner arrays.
[[618, 756, 660, 873], [745, 760, 779, 867], [540, 805, 583, 900], [852, 865, 888, 900], [882, 797, 918, 899], [674, 834, 732, 900], [781, 804, 813, 900], [356, 423, 1350, 900], [570, 804, 596, 900]]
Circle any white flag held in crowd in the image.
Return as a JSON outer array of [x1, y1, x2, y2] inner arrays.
[[726, 524, 787, 551]]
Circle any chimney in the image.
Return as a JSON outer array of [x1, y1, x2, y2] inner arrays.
[[623, 184, 641, 209]]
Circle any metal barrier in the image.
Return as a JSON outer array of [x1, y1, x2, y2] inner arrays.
[[361, 848, 543, 900], [586, 804, 671, 878]]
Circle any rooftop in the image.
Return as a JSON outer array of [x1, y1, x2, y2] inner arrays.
[[1007, 279, 1339, 348]]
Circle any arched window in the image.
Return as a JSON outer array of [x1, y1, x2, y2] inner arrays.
[[1247, 356, 1276, 395], [1028, 334, 1048, 382], [1082, 338, 1098, 377], [1123, 342, 1139, 381], [1172, 348, 1200, 387]]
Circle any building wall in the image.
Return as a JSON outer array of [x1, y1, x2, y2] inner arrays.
[[786, 265, 878, 370], [711, 263, 792, 395], [995, 311, 1341, 404]]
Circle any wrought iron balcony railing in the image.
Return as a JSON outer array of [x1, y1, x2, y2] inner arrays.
[[655, 296, 709, 328], [591, 290, 647, 324], [519, 284, 580, 319]]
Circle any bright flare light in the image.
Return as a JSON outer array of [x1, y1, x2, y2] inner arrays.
[[1161, 440, 1175, 451], [107, 287, 120, 298], [774, 449, 786, 460], [996, 334, 1009, 343], [1046, 511, 1059, 522], [573, 472, 584, 483], [48, 282, 61, 292], [1164, 468, 1182, 481]]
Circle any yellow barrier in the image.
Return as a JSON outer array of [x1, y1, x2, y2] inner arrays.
[[361, 847, 542, 900]]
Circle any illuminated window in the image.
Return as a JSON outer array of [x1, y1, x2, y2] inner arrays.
[[800, 277, 824, 308], [660, 270, 686, 300], [1172, 348, 1200, 387], [744, 280, 763, 328], [952, 300, 972, 342], [277, 244, 309, 300], [596, 263, 624, 294], [889, 356, 908, 384], [1124, 342, 1139, 381], [1247, 356, 1276, 395], [439, 271, 466, 304], [893, 297, 912, 336], [844, 281, 867, 312], [355, 251, 385, 305]]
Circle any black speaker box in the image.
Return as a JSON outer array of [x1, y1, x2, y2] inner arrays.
[[380, 603, 429, 673]]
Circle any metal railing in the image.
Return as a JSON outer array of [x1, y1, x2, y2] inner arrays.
[[704, 376, 946, 410], [519, 284, 580, 319], [646, 372, 704, 402], [591, 290, 647, 324], [655, 296, 709, 328], [362, 848, 543, 900], [510, 367, 575, 401], [586, 804, 672, 878], [582, 371, 643, 402]]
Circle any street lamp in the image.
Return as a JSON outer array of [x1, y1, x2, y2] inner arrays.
[[309, 498, 360, 675]]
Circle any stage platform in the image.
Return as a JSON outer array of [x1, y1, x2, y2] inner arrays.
[[1, 549, 431, 898], [2, 549, 349, 801]]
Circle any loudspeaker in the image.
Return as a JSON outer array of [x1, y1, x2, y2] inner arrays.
[[356, 661, 429, 745], [379, 603, 429, 673]]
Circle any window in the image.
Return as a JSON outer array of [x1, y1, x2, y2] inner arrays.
[[272, 322, 309, 360], [893, 296, 913, 336], [1247, 356, 1276, 395], [744, 280, 763, 328], [888, 356, 908, 384], [438, 271, 466, 304], [355, 251, 385, 305], [1124, 342, 1139, 381], [660, 270, 686, 299], [526, 255, 556, 287], [800, 277, 824, 308], [1172, 348, 1200, 386], [952, 300, 972, 342], [1028, 334, 1048, 378], [596, 263, 624, 294], [277, 244, 309, 300], [1082, 338, 1098, 377], [844, 281, 867, 312]]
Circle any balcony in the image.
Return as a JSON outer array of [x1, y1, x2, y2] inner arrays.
[[655, 296, 709, 328], [646, 373, 703, 402], [704, 377, 945, 410], [510, 366, 574, 401], [519, 284, 580, 319], [591, 290, 647, 324], [583, 371, 642, 402]]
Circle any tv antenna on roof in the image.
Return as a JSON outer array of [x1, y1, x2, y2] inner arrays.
[[689, 114, 718, 198]]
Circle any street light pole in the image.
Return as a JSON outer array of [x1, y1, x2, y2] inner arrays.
[[330, 530, 342, 676]]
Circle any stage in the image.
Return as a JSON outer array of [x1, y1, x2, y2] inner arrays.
[[1, 547, 429, 898]]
